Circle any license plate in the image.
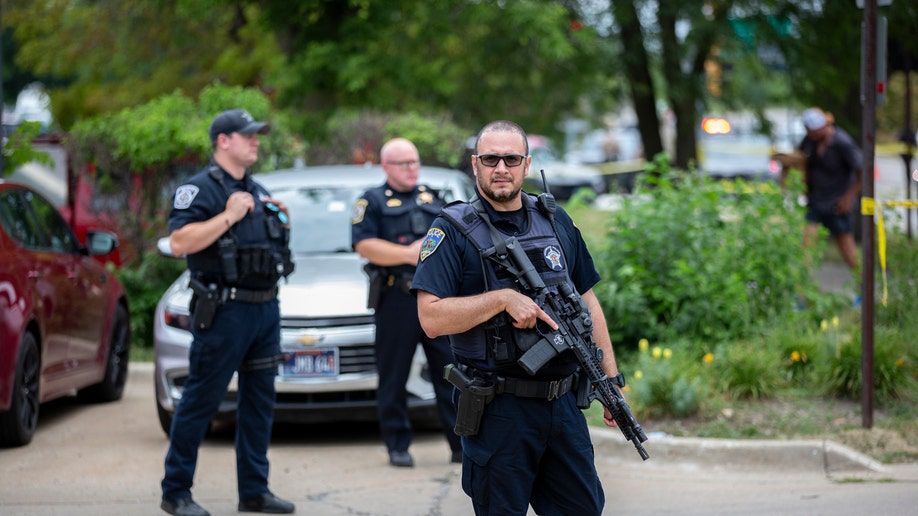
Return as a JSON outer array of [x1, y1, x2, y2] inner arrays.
[[281, 348, 339, 377]]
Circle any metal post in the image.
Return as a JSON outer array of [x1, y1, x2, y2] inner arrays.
[[903, 55, 915, 240], [860, 0, 877, 430]]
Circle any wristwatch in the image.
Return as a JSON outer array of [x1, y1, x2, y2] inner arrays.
[[610, 372, 626, 388]]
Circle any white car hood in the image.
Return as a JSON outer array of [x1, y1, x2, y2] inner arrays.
[[278, 253, 372, 318]]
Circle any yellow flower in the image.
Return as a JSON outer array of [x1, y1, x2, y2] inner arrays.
[[832, 316, 839, 328], [703, 353, 714, 364], [790, 350, 801, 362], [638, 338, 649, 352], [652, 347, 662, 359], [634, 370, 643, 379], [896, 357, 905, 367], [663, 348, 673, 359], [820, 320, 828, 331]]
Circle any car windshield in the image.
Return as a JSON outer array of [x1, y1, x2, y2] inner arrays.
[[272, 186, 359, 254]]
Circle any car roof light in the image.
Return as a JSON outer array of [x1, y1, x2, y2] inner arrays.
[[702, 118, 732, 135]]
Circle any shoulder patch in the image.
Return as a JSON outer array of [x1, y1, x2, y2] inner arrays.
[[173, 185, 200, 209], [419, 228, 446, 262], [351, 198, 368, 224]]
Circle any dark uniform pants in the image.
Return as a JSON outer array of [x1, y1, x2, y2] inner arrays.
[[162, 299, 280, 501], [374, 285, 461, 454], [460, 392, 605, 516]]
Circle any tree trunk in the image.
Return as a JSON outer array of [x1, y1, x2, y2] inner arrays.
[[611, 1, 663, 162]]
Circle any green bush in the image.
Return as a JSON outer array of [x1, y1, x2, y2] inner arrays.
[[713, 343, 783, 400], [591, 154, 826, 347], [817, 325, 917, 404], [625, 339, 707, 419], [116, 251, 185, 351]]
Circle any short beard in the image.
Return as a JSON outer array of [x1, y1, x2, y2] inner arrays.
[[477, 176, 521, 204]]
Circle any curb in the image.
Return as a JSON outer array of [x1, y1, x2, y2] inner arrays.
[[590, 427, 885, 474]]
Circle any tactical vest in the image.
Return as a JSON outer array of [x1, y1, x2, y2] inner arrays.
[[440, 194, 578, 374], [186, 165, 294, 289], [363, 184, 444, 277]]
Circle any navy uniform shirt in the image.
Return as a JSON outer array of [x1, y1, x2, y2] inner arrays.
[[410, 193, 600, 312], [351, 182, 443, 276], [169, 164, 277, 287]]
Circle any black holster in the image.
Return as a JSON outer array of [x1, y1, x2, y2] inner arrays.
[[444, 364, 495, 436], [363, 264, 387, 311], [189, 278, 226, 330]]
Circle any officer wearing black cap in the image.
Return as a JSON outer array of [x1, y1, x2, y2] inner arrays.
[[351, 138, 461, 468], [160, 109, 295, 516]]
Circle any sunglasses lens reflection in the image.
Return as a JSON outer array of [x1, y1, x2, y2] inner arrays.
[[479, 155, 523, 167]]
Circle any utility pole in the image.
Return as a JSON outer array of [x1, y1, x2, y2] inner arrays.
[[859, 0, 882, 430]]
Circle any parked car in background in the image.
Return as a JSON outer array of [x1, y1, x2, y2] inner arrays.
[[525, 135, 606, 200], [8, 133, 125, 266], [697, 116, 781, 181], [0, 181, 130, 447], [153, 164, 475, 435]]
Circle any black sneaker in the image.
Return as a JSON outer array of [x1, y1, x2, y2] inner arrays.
[[160, 497, 210, 516], [388, 449, 414, 467], [238, 492, 295, 513]]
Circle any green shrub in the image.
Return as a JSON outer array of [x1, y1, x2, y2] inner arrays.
[[625, 339, 706, 419], [817, 325, 917, 404], [713, 343, 783, 400], [116, 251, 185, 351], [591, 154, 826, 348]]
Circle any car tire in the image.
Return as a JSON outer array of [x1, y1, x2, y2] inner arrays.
[[0, 332, 41, 447], [79, 304, 131, 403]]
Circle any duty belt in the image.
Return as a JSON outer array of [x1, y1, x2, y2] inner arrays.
[[495, 373, 576, 401], [224, 285, 278, 303]]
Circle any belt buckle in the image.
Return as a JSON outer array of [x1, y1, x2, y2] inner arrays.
[[546, 379, 561, 401]]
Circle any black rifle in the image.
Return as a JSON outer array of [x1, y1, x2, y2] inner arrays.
[[466, 170, 648, 459], [491, 221, 650, 460]]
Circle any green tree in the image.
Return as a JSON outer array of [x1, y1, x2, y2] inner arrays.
[[66, 83, 288, 263], [257, 0, 616, 141], [2, 0, 281, 129]]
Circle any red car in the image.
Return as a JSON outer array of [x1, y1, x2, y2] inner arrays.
[[0, 180, 130, 447]]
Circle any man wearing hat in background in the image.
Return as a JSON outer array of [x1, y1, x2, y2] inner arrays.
[[160, 109, 295, 516], [798, 107, 863, 291]]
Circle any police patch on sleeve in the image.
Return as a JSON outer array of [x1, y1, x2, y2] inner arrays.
[[351, 199, 368, 224], [173, 185, 199, 209], [419, 228, 446, 262]]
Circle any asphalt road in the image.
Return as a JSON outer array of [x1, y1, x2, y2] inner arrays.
[[1, 364, 915, 516]]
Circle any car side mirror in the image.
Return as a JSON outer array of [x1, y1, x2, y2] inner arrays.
[[85, 231, 119, 256]]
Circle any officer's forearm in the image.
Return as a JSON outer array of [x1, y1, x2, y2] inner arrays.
[[582, 289, 619, 378], [170, 211, 232, 256], [355, 238, 419, 267], [417, 290, 509, 338]]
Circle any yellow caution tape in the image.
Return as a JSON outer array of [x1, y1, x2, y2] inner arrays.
[[860, 197, 918, 306]]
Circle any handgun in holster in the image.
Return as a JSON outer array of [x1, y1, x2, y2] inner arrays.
[[363, 264, 387, 311], [188, 278, 226, 330], [444, 364, 495, 436]]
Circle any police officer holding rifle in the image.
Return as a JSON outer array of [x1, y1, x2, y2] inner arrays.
[[412, 120, 641, 515]]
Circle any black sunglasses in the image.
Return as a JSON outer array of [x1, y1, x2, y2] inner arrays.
[[474, 154, 527, 168]]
